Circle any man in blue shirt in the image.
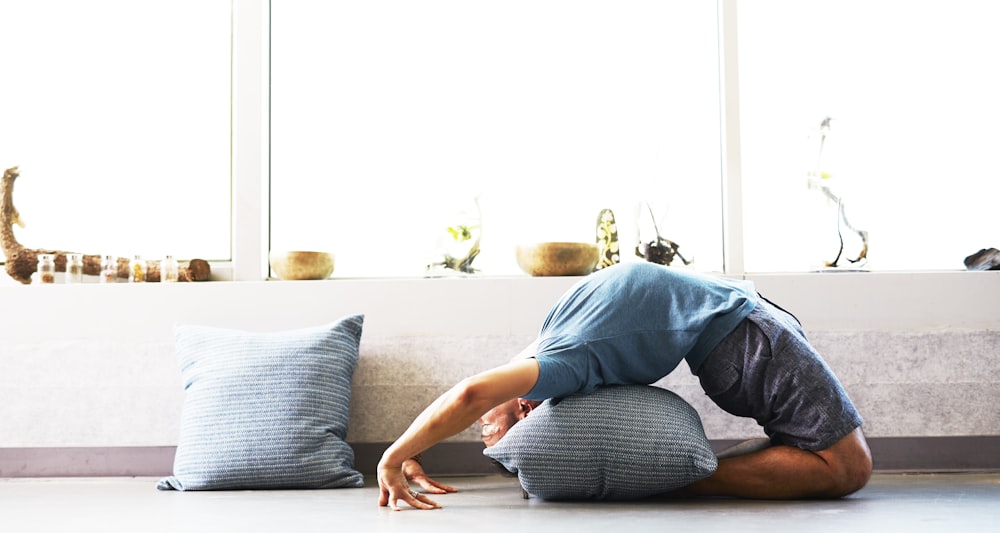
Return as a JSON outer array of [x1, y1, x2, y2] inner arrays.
[[377, 262, 872, 509]]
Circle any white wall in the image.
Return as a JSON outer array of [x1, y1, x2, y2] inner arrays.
[[1, 270, 998, 450]]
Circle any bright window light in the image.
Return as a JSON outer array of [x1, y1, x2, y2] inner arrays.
[[0, 1, 231, 263], [271, 0, 723, 277], [739, 0, 1000, 272]]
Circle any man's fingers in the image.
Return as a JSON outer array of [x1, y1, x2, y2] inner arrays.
[[430, 480, 459, 493], [411, 474, 459, 494], [384, 488, 442, 511], [413, 478, 452, 494], [423, 482, 457, 494], [404, 490, 441, 510]]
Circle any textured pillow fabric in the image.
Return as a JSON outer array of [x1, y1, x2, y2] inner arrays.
[[157, 315, 365, 491], [484, 385, 717, 500]]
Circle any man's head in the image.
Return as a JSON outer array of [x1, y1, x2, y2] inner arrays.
[[478, 398, 540, 448]]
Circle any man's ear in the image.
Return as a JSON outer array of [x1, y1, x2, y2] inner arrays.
[[515, 398, 541, 419]]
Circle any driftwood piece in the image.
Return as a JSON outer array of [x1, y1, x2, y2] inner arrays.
[[965, 248, 1000, 271], [2, 166, 211, 284]]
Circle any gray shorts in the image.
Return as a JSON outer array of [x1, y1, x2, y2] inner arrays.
[[695, 297, 863, 451]]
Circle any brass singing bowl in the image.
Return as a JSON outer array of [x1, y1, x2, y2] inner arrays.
[[269, 251, 335, 280], [515, 242, 600, 277]]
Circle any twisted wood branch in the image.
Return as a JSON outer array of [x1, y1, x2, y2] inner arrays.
[[2, 166, 210, 284]]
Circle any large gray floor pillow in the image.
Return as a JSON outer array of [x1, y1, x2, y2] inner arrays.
[[157, 315, 366, 491], [484, 385, 717, 500]]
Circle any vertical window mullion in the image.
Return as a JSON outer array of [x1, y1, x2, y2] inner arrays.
[[718, 0, 745, 278], [232, 0, 269, 281]]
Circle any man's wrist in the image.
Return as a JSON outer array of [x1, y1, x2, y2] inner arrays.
[[380, 445, 422, 469]]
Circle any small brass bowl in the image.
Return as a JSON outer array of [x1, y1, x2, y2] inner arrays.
[[269, 251, 335, 280], [515, 242, 600, 277]]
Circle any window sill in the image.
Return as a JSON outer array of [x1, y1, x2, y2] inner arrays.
[[2, 266, 997, 336]]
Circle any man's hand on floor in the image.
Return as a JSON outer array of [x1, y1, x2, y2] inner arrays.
[[403, 457, 458, 496], [378, 459, 450, 511]]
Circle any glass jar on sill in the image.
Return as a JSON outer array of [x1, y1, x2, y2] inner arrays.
[[130, 255, 146, 283], [161, 255, 179, 283], [66, 253, 84, 284], [101, 255, 118, 283], [37, 254, 56, 284]]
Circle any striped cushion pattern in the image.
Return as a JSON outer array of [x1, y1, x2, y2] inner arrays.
[[484, 385, 717, 500], [157, 315, 365, 491]]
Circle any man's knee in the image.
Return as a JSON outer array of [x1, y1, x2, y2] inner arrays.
[[819, 428, 873, 497], [831, 451, 872, 497]]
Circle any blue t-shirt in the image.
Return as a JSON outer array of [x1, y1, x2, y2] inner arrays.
[[524, 262, 758, 401]]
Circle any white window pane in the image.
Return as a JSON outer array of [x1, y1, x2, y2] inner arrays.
[[0, 1, 231, 263], [739, 0, 1000, 272], [271, 0, 722, 277]]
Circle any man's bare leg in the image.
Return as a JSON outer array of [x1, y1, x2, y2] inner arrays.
[[716, 438, 772, 459], [684, 428, 872, 499]]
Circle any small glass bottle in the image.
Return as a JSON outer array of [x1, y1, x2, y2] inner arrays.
[[37, 254, 56, 284], [101, 255, 118, 283], [161, 255, 179, 283], [66, 253, 84, 284], [130, 255, 146, 283]]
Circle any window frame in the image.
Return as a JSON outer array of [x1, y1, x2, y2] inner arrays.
[[235, 0, 741, 281], [230, 0, 994, 278], [2, 0, 993, 285]]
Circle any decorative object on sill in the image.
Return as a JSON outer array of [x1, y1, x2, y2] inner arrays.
[[2, 166, 211, 284], [66, 253, 84, 283], [269, 251, 335, 280], [36, 253, 55, 284], [100, 255, 118, 283], [964, 248, 1000, 271], [161, 255, 180, 282], [516, 242, 599, 277], [806, 117, 869, 269], [130, 255, 147, 283], [594, 208, 620, 271], [425, 196, 482, 276], [635, 202, 692, 267]]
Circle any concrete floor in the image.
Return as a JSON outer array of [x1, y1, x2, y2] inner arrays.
[[2, 473, 998, 532]]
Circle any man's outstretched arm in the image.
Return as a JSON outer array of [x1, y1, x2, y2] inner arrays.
[[377, 357, 540, 510]]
